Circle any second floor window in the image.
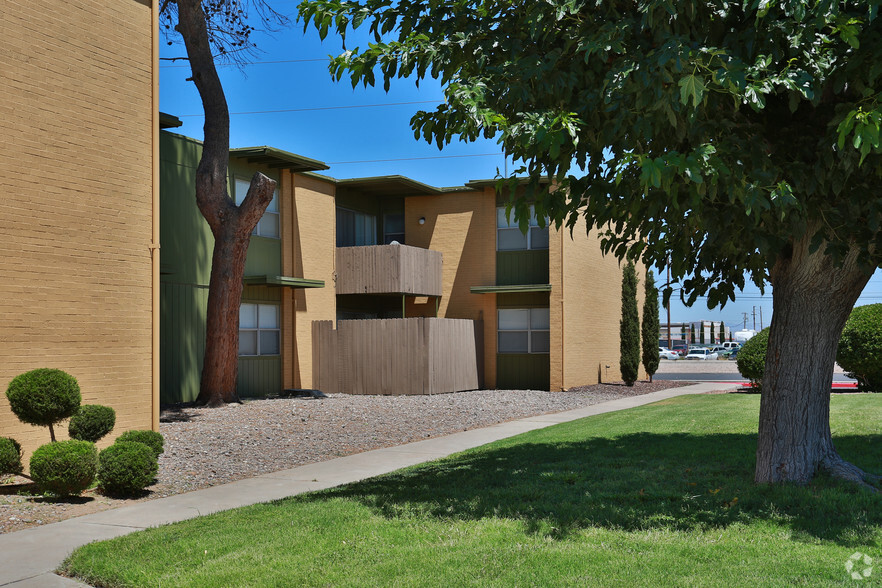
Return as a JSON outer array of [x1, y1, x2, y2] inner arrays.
[[497, 205, 549, 251], [383, 212, 405, 244], [235, 178, 280, 238], [337, 207, 377, 246]]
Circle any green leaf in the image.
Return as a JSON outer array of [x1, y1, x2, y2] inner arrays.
[[678, 74, 705, 107]]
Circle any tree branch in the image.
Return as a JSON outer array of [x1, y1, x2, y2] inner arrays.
[[175, 0, 232, 232]]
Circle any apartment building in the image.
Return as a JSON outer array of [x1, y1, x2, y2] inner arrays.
[[160, 129, 638, 402]]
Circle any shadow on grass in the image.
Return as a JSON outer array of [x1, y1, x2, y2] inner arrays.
[[308, 432, 882, 546]]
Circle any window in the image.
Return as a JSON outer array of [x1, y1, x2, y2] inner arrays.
[[239, 303, 280, 356], [496, 206, 549, 251], [383, 212, 405, 244], [235, 178, 280, 238], [498, 308, 550, 354], [336, 207, 377, 246]]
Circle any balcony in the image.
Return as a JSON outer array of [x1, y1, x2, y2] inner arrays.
[[336, 244, 442, 296]]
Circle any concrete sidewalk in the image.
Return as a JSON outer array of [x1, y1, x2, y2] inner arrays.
[[0, 383, 731, 587]]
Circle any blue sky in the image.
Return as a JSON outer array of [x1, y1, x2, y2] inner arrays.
[[159, 10, 882, 327]]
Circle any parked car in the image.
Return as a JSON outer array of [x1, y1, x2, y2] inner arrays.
[[659, 347, 680, 360], [686, 348, 719, 360], [710, 346, 731, 358], [721, 341, 741, 351]]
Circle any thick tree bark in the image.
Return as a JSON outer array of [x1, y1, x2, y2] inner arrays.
[[756, 230, 874, 485], [176, 0, 277, 406]]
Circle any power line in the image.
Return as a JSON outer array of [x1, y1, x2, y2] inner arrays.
[[160, 58, 331, 68], [328, 153, 501, 165], [176, 100, 443, 117]]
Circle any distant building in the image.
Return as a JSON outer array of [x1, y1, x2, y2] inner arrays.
[[659, 321, 731, 347]]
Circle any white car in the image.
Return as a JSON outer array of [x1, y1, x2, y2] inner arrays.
[[659, 347, 680, 360], [685, 348, 719, 360]]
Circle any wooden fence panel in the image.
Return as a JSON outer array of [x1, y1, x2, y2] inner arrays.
[[311, 317, 480, 395], [311, 320, 338, 395]]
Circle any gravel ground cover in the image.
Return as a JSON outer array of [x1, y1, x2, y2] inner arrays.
[[0, 381, 689, 534]]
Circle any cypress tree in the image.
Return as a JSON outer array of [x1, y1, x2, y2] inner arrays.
[[710, 322, 716, 345], [641, 270, 660, 381], [690, 323, 696, 344], [620, 262, 640, 385], [720, 321, 726, 344]]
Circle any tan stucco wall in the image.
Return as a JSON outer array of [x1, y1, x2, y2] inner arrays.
[[551, 225, 646, 389], [0, 0, 156, 459], [283, 173, 337, 389], [405, 189, 498, 387]]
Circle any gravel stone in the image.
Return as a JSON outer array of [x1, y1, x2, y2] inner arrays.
[[0, 381, 689, 534]]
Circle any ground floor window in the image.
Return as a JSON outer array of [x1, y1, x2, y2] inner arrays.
[[498, 308, 550, 353], [239, 303, 280, 356]]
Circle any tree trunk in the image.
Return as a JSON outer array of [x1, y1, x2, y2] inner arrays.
[[176, 0, 277, 406], [755, 231, 874, 485], [198, 226, 252, 406]]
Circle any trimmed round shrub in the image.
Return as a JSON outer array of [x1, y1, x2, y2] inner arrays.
[[69, 404, 116, 443], [5, 368, 81, 430], [98, 441, 158, 496], [29, 440, 97, 496], [837, 303, 882, 392], [116, 430, 164, 457], [736, 328, 770, 392], [0, 437, 23, 477]]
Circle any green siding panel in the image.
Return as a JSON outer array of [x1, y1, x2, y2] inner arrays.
[[243, 237, 281, 278], [160, 282, 208, 404], [242, 285, 282, 303], [496, 292, 550, 308], [496, 354, 550, 391], [237, 356, 282, 398], [496, 250, 549, 286], [160, 132, 214, 285]]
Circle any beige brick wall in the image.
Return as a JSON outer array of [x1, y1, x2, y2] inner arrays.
[[283, 173, 337, 389], [405, 189, 498, 387], [553, 225, 646, 389], [0, 0, 155, 459]]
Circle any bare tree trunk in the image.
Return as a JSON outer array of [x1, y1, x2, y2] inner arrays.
[[756, 230, 876, 486], [176, 0, 277, 406]]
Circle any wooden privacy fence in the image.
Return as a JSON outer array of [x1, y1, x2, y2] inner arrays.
[[312, 318, 482, 395]]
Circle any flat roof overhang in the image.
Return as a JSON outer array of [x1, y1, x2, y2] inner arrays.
[[244, 275, 325, 288], [336, 175, 442, 197], [470, 284, 552, 294], [231, 147, 329, 173]]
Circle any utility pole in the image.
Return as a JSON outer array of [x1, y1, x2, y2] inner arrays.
[[752, 306, 757, 330], [742, 312, 748, 330], [759, 307, 764, 330], [666, 263, 672, 348]]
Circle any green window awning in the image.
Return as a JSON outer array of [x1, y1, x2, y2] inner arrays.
[[470, 284, 552, 294], [244, 275, 325, 288]]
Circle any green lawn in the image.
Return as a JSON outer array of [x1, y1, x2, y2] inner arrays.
[[62, 394, 882, 587]]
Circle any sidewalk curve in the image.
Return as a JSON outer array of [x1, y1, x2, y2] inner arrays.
[[0, 383, 730, 587]]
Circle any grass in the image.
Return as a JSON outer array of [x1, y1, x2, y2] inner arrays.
[[62, 394, 882, 587]]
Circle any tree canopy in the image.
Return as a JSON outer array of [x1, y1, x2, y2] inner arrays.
[[300, 0, 882, 306], [300, 0, 882, 487]]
